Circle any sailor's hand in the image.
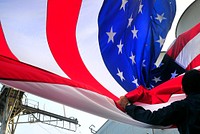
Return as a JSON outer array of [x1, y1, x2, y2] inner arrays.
[[117, 96, 130, 109]]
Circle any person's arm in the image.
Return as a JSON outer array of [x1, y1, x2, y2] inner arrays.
[[117, 96, 186, 126]]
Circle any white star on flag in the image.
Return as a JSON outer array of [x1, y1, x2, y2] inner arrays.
[[131, 26, 138, 39], [138, 4, 143, 14], [106, 27, 116, 43], [120, 0, 128, 11], [117, 40, 124, 54], [129, 52, 136, 64], [171, 70, 178, 79], [117, 68, 125, 82], [152, 76, 162, 83], [132, 77, 139, 87], [142, 60, 146, 67], [127, 15, 133, 28], [155, 13, 167, 23], [156, 35, 165, 47]]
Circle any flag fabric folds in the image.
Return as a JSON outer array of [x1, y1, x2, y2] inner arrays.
[[151, 22, 200, 88], [126, 22, 200, 105], [0, 0, 178, 127], [98, 0, 176, 91]]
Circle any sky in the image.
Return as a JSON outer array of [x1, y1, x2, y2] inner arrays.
[[1, 0, 195, 134], [14, 93, 107, 134], [162, 0, 195, 51]]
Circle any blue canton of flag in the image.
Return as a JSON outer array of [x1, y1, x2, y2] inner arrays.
[[150, 54, 186, 88], [98, 0, 176, 92]]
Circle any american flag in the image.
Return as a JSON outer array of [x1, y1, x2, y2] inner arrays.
[[126, 22, 200, 105], [0, 0, 179, 127], [98, 0, 175, 92], [150, 22, 200, 88]]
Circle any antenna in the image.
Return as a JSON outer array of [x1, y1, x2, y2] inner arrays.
[[0, 85, 80, 134]]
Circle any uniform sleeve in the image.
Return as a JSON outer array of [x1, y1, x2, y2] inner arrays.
[[125, 101, 186, 126]]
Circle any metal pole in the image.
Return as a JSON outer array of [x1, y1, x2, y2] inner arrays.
[[152, 129, 155, 134], [0, 89, 20, 134], [0, 93, 10, 134], [11, 115, 20, 134]]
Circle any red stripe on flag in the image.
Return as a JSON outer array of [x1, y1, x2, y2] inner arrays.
[[0, 23, 18, 60], [46, 0, 117, 100], [0, 56, 99, 92], [46, 0, 82, 79], [167, 23, 200, 59], [186, 54, 200, 70], [126, 74, 183, 104]]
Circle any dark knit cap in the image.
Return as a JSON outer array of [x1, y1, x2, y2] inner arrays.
[[182, 69, 200, 95]]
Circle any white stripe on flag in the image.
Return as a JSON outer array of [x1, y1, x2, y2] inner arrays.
[[0, 0, 68, 78], [0, 79, 173, 129], [175, 33, 200, 68], [76, 0, 127, 97]]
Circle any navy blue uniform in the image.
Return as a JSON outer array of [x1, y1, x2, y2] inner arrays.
[[125, 93, 200, 134]]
